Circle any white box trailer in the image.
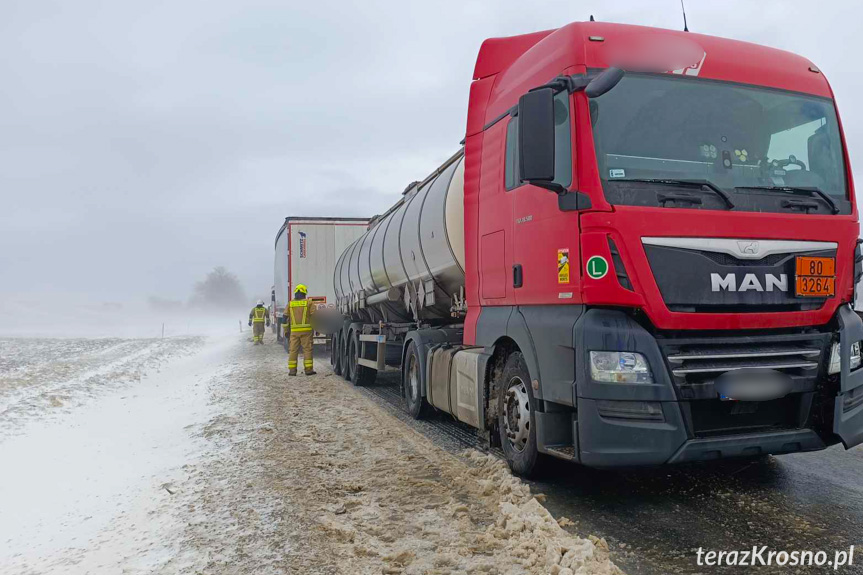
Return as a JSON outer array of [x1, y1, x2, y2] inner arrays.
[[273, 217, 369, 344]]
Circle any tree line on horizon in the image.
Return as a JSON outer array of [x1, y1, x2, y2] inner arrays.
[[147, 266, 262, 311]]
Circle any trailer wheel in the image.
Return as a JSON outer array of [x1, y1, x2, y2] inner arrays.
[[498, 351, 544, 478], [403, 341, 428, 419], [341, 330, 352, 382], [349, 332, 376, 387], [331, 331, 342, 376]]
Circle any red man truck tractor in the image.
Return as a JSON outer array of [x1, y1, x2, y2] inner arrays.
[[327, 21, 863, 477]]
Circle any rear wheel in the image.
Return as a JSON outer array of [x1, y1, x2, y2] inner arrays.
[[349, 331, 376, 387], [403, 341, 428, 419], [341, 330, 352, 381], [498, 351, 544, 478], [332, 331, 342, 376]]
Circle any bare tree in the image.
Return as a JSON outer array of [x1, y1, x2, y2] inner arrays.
[[190, 267, 247, 309]]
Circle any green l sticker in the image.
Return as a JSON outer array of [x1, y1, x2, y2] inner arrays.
[[586, 256, 609, 280]]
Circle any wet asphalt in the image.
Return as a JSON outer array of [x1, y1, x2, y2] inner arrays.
[[359, 369, 863, 574]]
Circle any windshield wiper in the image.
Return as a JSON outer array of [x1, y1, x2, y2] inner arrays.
[[614, 178, 735, 209], [734, 185, 840, 214]]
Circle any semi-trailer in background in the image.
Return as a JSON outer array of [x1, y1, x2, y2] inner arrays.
[[273, 217, 368, 349]]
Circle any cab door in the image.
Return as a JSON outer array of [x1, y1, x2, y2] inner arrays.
[[477, 121, 515, 305], [511, 90, 581, 305]]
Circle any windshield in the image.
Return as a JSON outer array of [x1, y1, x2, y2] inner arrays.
[[591, 74, 848, 208]]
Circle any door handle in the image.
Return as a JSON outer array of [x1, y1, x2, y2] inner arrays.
[[513, 264, 523, 288]]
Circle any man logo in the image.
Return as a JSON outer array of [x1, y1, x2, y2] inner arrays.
[[737, 241, 760, 256], [711, 273, 788, 292], [671, 50, 707, 77]]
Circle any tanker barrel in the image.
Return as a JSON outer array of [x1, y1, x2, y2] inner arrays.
[[333, 149, 467, 322]]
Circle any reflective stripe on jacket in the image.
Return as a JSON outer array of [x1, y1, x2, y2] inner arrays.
[[288, 300, 313, 332], [250, 306, 268, 323]]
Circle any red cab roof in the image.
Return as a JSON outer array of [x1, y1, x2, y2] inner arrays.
[[472, 21, 832, 129]]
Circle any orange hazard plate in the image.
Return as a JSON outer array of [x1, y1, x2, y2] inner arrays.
[[795, 256, 835, 277], [795, 276, 835, 297], [795, 256, 835, 297]]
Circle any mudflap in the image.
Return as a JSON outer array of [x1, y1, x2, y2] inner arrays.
[[834, 305, 863, 448]]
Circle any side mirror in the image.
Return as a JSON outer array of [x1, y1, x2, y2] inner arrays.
[[518, 87, 556, 185], [585, 67, 625, 98]]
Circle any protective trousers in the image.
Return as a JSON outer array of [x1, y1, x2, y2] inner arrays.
[[288, 331, 314, 375], [252, 322, 265, 343]]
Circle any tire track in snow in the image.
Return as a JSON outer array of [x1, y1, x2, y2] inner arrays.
[[0, 337, 204, 438]]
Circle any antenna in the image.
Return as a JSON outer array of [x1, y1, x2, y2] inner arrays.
[[589, 14, 595, 22], [680, 0, 689, 32]]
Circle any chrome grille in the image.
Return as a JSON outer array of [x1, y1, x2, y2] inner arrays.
[[667, 346, 821, 376], [658, 332, 831, 399]]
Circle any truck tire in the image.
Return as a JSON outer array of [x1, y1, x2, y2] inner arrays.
[[403, 341, 428, 419], [341, 330, 352, 382], [349, 331, 376, 387], [332, 331, 343, 376], [497, 351, 545, 478]]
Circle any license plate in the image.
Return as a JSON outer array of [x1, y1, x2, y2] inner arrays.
[[795, 256, 835, 297]]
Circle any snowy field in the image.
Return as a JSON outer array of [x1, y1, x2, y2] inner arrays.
[[0, 335, 216, 573], [0, 337, 204, 437]]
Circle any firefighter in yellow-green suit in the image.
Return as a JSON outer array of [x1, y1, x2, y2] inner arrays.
[[248, 300, 270, 344], [285, 284, 316, 375]]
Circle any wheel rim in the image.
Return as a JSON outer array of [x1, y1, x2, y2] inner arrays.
[[503, 376, 530, 453], [407, 354, 420, 402]]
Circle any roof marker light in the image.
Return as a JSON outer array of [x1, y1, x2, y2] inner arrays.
[[809, 66, 821, 73]]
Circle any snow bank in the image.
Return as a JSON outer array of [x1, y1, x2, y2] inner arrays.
[[463, 450, 622, 575]]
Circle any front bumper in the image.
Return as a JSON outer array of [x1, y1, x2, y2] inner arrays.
[[574, 307, 863, 468]]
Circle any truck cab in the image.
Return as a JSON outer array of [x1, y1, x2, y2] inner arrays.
[[463, 22, 863, 469]]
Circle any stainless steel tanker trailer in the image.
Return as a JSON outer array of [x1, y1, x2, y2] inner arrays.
[[322, 150, 490, 430]]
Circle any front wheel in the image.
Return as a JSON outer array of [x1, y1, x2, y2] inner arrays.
[[497, 351, 544, 478], [403, 341, 428, 419]]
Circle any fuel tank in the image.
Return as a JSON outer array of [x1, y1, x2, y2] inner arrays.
[[334, 150, 466, 322]]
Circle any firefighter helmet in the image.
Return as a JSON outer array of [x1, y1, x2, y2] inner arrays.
[[295, 284, 308, 295]]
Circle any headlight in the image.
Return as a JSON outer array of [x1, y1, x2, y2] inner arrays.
[[590, 351, 654, 383], [828, 341, 862, 374]]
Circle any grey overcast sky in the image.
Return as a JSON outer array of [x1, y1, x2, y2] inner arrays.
[[2, 0, 861, 306]]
